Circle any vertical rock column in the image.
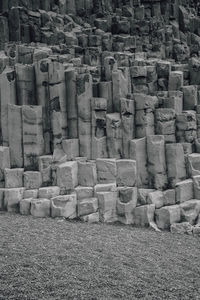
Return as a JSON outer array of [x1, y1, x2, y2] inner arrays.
[[106, 113, 122, 158], [77, 72, 93, 159], [147, 135, 168, 190], [120, 98, 135, 158], [8, 104, 23, 168], [0, 68, 17, 146], [22, 105, 44, 170], [91, 97, 108, 159], [65, 68, 78, 138], [15, 64, 36, 105]]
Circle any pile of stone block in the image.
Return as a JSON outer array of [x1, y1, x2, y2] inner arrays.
[[0, 0, 200, 237]]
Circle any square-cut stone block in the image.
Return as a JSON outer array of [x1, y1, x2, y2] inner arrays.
[[4, 168, 24, 188], [116, 159, 137, 187], [38, 186, 60, 199], [57, 161, 78, 189], [51, 194, 77, 219], [96, 158, 117, 184], [78, 197, 98, 217], [31, 198, 50, 218], [24, 171, 42, 189], [78, 161, 97, 187], [4, 188, 25, 213], [75, 186, 94, 200]]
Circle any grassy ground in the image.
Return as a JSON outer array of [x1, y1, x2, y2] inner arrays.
[[0, 212, 200, 300]]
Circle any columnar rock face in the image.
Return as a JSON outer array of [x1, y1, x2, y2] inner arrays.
[[0, 0, 200, 235]]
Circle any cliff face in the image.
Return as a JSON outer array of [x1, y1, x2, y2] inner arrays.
[[0, 0, 200, 233]]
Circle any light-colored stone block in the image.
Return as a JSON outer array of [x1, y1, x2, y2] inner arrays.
[[155, 205, 181, 230], [31, 198, 51, 218], [38, 155, 52, 186], [4, 187, 25, 213], [116, 159, 137, 187], [4, 168, 24, 188], [80, 212, 100, 223], [180, 199, 200, 225], [163, 189, 176, 206], [57, 161, 78, 189], [24, 171, 42, 189], [62, 139, 79, 160], [78, 197, 98, 217], [97, 191, 118, 223], [147, 191, 164, 209], [20, 198, 32, 215], [94, 183, 116, 197], [23, 189, 38, 199], [78, 161, 97, 187], [175, 179, 193, 203], [96, 158, 117, 184], [0, 147, 10, 182], [51, 194, 77, 219], [133, 204, 155, 227], [38, 186, 60, 199], [75, 186, 94, 200]]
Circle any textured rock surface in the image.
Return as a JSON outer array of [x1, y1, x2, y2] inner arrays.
[[0, 0, 200, 235]]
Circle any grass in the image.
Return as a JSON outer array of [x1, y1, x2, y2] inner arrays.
[[0, 212, 200, 300]]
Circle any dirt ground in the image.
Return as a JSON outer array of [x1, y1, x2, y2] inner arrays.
[[0, 212, 200, 300]]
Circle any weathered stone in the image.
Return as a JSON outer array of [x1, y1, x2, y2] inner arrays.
[[180, 200, 200, 225], [57, 161, 78, 190], [133, 204, 155, 227], [182, 85, 197, 110], [62, 139, 79, 160], [51, 194, 77, 219], [78, 197, 98, 217], [166, 143, 186, 188], [80, 212, 100, 223], [147, 191, 164, 209], [4, 168, 24, 188], [38, 186, 60, 199], [117, 187, 137, 224], [4, 188, 25, 213], [187, 153, 200, 177], [170, 222, 193, 235], [78, 161, 97, 187], [175, 179, 194, 204], [20, 198, 32, 215], [163, 189, 176, 206], [23, 189, 38, 199], [97, 191, 118, 223], [0, 147, 10, 183], [38, 155, 52, 186], [147, 135, 167, 190], [116, 159, 137, 187], [8, 105, 23, 168], [24, 171, 42, 189], [155, 205, 181, 230], [193, 175, 200, 199], [96, 158, 117, 184], [31, 198, 50, 218]]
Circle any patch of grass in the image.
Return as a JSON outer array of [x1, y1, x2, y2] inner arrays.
[[0, 212, 200, 300]]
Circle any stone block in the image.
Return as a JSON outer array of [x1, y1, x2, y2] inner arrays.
[[38, 186, 60, 199], [75, 186, 94, 200], [155, 205, 181, 230], [130, 138, 148, 187], [96, 158, 117, 184], [117, 187, 137, 224], [23, 189, 38, 199], [51, 194, 77, 219], [0, 188, 5, 210], [57, 161, 78, 190], [176, 111, 196, 131], [187, 153, 200, 177], [137, 189, 155, 206], [170, 222, 193, 235], [94, 183, 116, 197], [166, 143, 186, 188], [175, 179, 194, 204], [147, 135, 167, 190], [92, 137, 108, 159], [193, 175, 200, 199], [31, 199, 51, 218], [8, 104, 23, 168], [116, 159, 137, 187], [24, 171, 42, 189], [133, 93, 158, 111], [4, 168, 24, 188], [147, 191, 164, 209], [20, 198, 32, 215], [38, 155, 52, 186], [182, 85, 197, 110], [0, 147, 10, 182], [80, 212, 100, 223], [62, 139, 79, 160], [180, 199, 200, 225], [163, 189, 176, 206], [78, 161, 97, 187], [133, 204, 155, 227], [168, 71, 183, 91], [97, 191, 118, 223], [4, 188, 24, 213], [77, 197, 98, 217]]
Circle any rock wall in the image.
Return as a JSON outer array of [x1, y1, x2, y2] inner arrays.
[[0, 0, 200, 236]]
